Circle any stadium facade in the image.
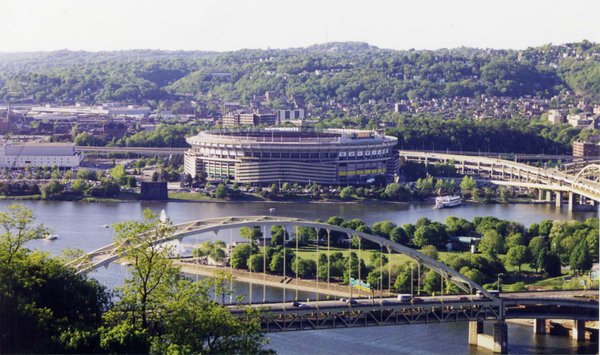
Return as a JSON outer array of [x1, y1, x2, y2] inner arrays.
[[184, 128, 398, 184]]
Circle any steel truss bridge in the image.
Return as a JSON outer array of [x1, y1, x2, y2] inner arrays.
[[399, 150, 600, 210], [231, 293, 597, 332], [69, 215, 598, 352]]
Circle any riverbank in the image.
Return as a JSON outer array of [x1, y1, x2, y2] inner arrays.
[[0, 189, 558, 206], [175, 259, 370, 299]]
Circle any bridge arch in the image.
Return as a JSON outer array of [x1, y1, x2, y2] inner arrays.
[[71, 215, 496, 299], [574, 164, 600, 183]]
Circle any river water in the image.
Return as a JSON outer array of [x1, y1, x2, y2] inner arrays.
[[6, 199, 598, 354]]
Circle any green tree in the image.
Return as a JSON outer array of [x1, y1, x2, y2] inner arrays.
[[528, 236, 548, 272], [372, 220, 397, 239], [460, 176, 476, 195], [569, 241, 592, 274], [543, 251, 562, 277], [394, 270, 411, 293], [230, 244, 256, 270], [421, 245, 439, 260], [240, 226, 263, 243], [505, 233, 527, 250], [390, 226, 409, 245], [422, 270, 442, 295], [0, 204, 48, 262], [247, 253, 266, 272], [291, 257, 317, 278], [506, 245, 530, 271], [0, 204, 108, 353], [214, 183, 227, 199], [413, 223, 447, 248], [148, 279, 268, 354], [339, 186, 355, 200], [105, 209, 179, 335], [479, 230, 504, 256], [110, 164, 128, 185], [270, 225, 287, 246]]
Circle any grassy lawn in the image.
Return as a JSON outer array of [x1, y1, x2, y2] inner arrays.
[[169, 192, 267, 202], [169, 192, 218, 201]]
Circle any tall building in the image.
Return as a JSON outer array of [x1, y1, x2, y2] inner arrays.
[[573, 141, 600, 159], [222, 110, 276, 127], [184, 128, 398, 184]]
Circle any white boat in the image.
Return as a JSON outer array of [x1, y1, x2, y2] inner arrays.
[[269, 208, 276, 213], [44, 234, 58, 241], [434, 195, 462, 209]]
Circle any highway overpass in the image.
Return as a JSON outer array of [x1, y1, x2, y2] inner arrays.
[[399, 150, 600, 210]]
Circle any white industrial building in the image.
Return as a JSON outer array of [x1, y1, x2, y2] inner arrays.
[[0, 142, 83, 168]]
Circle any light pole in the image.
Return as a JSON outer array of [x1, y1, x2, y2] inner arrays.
[[497, 273, 504, 291]]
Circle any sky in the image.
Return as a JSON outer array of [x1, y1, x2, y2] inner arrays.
[[0, 0, 599, 52]]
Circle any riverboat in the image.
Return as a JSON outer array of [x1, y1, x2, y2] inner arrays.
[[434, 195, 462, 209], [44, 234, 58, 241]]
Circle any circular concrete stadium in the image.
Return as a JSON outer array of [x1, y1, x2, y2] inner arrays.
[[184, 128, 398, 185]]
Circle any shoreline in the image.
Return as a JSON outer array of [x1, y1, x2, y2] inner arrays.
[[0, 193, 558, 206], [175, 260, 373, 299]]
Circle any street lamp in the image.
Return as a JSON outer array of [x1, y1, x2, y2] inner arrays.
[[497, 273, 504, 292]]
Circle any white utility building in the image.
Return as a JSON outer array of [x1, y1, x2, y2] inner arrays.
[[0, 142, 83, 168]]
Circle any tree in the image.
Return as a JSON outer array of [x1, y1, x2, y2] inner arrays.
[[422, 270, 442, 295], [247, 253, 266, 272], [214, 183, 227, 199], [383, 183, 410, 200], [270, 225, 287, 246], [369, 251, 389, 268], [40, 179, 65, 199], [569, 241, 592, 274], [0, 204, 48, 262], [101, 210, 269, 354], [339, 186, 355, 200], [110, 164, 128, 185], [543, 251, 562, 277], [240, 226, 263, 243], [0, 204, 109, 353], [394, 270, 411, 293], [367, 270, 384, 291], [148, 280, 268, 354], [269, 249, 295, 275], [230, 244, 256, 270], [390, 226, 409, 245], [505, 233, 527, 250], [105, 209, 180, 334], [291, 257, 317, 278], [413, 223, 447, 249], [478, 230, 504, 256], [506, 245, 530, 271], [421, 245, 439, 260], [460, 176, 476, 195], [528, 236, 548, 272], [372, 220, 397, 239]]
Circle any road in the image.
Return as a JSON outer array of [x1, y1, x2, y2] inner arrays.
[[228, 290, 599, 313]]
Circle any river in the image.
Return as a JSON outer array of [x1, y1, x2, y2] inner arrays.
[[5, 199, 598, 354]]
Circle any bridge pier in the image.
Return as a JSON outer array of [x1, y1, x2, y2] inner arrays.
[[468, 320, 484, 345], [555, 191, 562, 208], [533, 318, 547, 334], [538, 189, 544, 200], [545, 191, 552, 202], [493, 321, 508, 353], [468, 320, 508, 354], [572, 320, 586, 341], [568, 192, 574, 212]]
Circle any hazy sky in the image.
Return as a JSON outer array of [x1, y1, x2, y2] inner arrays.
[[1, 0, 599, 52]]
